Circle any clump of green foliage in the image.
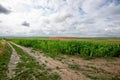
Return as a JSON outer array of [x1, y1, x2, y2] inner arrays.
[[84, 73, 120, 80], [12, 39, 120, 59], [68, 63, 80, 70], [0, 43, 12, 80]]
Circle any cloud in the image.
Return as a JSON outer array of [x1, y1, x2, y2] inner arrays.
[[0, 4, 11, 14], [0, 0, 120, 37], [22, 21, 30, 27], [52, 13, 73, 23], [42, 12, 74, 25]]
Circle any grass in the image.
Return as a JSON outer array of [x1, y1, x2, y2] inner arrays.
[[0, 42, 12, 80], [81, 65, 120, 80], [0, 40, 5, 54], [0, 40, 2, 47], [11, 43, 60, 80], [11, 39, 120, 59], [68, 62, 120, 80], [84, 73, 120, 80], [8, 38, 120, 79], [68, 63, 80, 70]]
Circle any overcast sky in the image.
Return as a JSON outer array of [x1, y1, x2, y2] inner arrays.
[[0, 0, 120, 37]]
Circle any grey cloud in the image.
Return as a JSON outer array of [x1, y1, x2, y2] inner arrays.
[[113, 22, 120, 25], [54, 13, 73, 23], [71, 18, 95, 27], [82, 19, 95, 24], [96, 4, 120, 18], [0, 4, 11, 14], [22, 21, 30, 27], [108, 25, 115, 27], [43, 19, 50, 24], [109, 6, 120, 15], [29, 29, 52, 36]]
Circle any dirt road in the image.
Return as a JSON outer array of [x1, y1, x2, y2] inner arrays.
[[10, 42, 90, 80], [7, 43, 20, 78], [9, 42, 120, 80]]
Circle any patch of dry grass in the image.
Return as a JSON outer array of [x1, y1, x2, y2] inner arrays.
[[0, 40, 6, 55]]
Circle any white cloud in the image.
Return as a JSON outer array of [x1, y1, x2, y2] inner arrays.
[[0, 0, 120, 37]]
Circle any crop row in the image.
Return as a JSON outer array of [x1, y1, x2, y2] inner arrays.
[[12, 39, 120, 59]]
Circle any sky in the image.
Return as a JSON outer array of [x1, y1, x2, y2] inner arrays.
[[0, 0, 120, 37]]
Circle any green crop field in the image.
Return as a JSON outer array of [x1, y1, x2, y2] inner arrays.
[[1, 0, 120, 79], [11, 38, 120, 59], [0, 38, 120, 80]]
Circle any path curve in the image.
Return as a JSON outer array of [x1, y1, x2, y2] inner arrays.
[[10, 42, 90, 80]]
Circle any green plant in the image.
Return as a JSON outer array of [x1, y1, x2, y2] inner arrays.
[[11, 39, 120, 59], [0, 43, 12, 80], [68, 63, 80, 70]]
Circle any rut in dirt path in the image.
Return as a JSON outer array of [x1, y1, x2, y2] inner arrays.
[[7, 42, 20, 78], [10, 42, 90, 80]]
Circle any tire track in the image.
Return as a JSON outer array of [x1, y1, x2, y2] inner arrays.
[[10, 42, 90, 80], [7, 42, 20, 78]]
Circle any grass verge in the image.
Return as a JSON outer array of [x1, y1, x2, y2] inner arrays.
[[0, 43, 12, 80]]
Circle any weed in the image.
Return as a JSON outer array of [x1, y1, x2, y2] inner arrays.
[[0, 43, 12, 80], [56, 66, 60, 70], [68, 63, 80, 70]]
